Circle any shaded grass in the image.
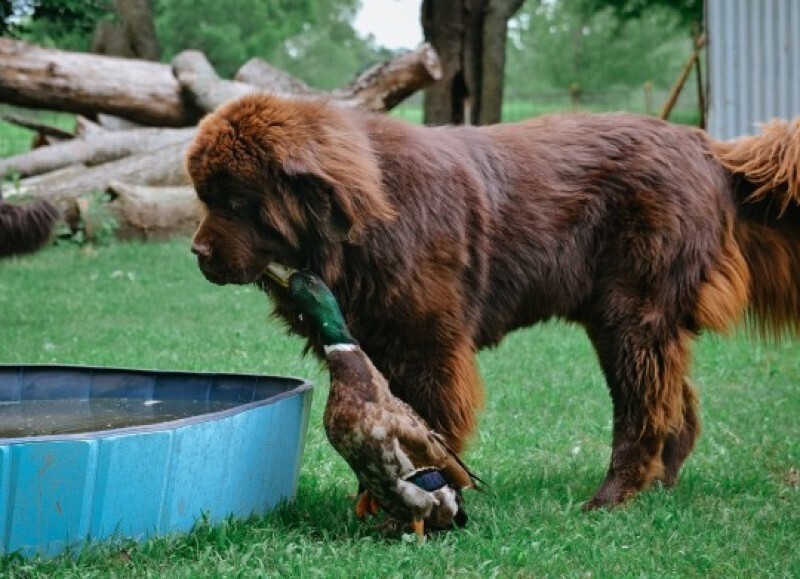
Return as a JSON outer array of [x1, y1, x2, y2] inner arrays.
[[0, 121, 34, 159], [1, 240, 798, 577], [391, 102, 700, 126], [0, 109, 76, 159]]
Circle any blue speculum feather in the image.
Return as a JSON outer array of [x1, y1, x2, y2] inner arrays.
[[406, 469, 446, 492]]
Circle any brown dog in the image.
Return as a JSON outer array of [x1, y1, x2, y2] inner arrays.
[[186, 94, 800, 508]]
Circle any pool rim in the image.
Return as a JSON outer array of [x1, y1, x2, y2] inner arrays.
[[0, 363, 313, 445]]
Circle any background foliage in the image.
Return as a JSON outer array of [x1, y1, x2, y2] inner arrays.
[[506, 1, 691, 96], [1, 0, 696, 95], [0, 0, 107, 50]]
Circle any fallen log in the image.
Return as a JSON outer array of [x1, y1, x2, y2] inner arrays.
[[99, 181, 200, 241], [176, 43, 443, 114], [12, 140, 192, 204], [0, 39, 201, 126], [95, 114, 146, 131], [172, 50, 261, 114], [234, 58, 313, 93], [331, 42, 443, 111], [0, 127, 195, 178], [0, 38, 441, 126], [74, 116, 107, 139], [55, 182, 199, 242]]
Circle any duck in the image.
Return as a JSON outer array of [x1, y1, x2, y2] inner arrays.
[[265, 263, 482, 543]]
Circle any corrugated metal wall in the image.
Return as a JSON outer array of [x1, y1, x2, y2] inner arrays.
[[707, 0, 800, 139]]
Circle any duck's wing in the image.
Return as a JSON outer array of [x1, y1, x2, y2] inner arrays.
[[428, 430, 486, 490], [383, 397, 481, 491]]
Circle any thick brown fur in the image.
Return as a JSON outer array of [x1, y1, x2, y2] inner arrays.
[[187, 94, 800, 508], [0, 196, 59, 258]]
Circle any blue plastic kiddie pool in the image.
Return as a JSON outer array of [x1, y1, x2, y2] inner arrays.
[[0, 364, 313, 557]]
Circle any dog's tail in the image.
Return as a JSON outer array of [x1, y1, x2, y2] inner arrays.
[[0, 195, 59, 258], [709, 119, 800, 339]]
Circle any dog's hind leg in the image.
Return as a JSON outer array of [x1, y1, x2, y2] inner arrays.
[[583, 317, 694, 509], [658, 379, 701, 487]]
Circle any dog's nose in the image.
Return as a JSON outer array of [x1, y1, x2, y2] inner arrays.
[[191, 241, 211, 258]]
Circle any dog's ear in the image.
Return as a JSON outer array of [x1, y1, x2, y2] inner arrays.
[[281, 121, 396, 243]]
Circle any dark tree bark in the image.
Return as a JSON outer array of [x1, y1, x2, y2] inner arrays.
[[421, 0, 524, 125], [421, 0, 466, 124], [91, 0, 160, 61]]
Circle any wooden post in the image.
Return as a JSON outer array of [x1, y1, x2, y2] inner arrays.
[[693, 23, 707, 129], [659, 33, 706, 121]]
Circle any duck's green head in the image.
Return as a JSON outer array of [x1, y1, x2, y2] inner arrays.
[[265, 264, 355, 347]]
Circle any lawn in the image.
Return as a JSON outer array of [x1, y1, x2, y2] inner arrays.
[[0, 121, 35, 159], [391, 98, 700, 126], [0, 240, 798, 577], [0, 108, 76, 159]]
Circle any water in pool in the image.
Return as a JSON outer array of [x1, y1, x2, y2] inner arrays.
[[0, 398, 240, 438]]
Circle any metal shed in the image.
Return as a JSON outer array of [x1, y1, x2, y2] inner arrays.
[[706, 0, 800, 139]]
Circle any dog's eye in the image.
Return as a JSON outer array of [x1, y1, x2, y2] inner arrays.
[[229, 198, 245, 211]]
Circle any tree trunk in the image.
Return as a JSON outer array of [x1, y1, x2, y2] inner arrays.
[[480, 0, 523, 124], [422, 0, 467, 125], [91, 0, 160, 61], [421, 0, 524, 125]]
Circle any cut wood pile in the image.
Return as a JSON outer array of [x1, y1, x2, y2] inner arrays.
[[0, 39, 442, 241]]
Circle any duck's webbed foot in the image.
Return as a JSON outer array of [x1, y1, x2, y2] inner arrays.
[[354, 490, 380, 519]]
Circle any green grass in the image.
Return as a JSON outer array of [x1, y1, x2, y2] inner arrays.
[[0, 121, 35, 159], [1, 240, 798, 577], [0, 108, 76, 159], [391, 101, 700, 126]]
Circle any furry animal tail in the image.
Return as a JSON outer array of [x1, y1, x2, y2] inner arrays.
[[0, 196, 59, 258], [711, 119, 800, 339]]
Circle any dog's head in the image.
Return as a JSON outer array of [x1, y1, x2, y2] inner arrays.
[[185, 94, 395, 286]]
